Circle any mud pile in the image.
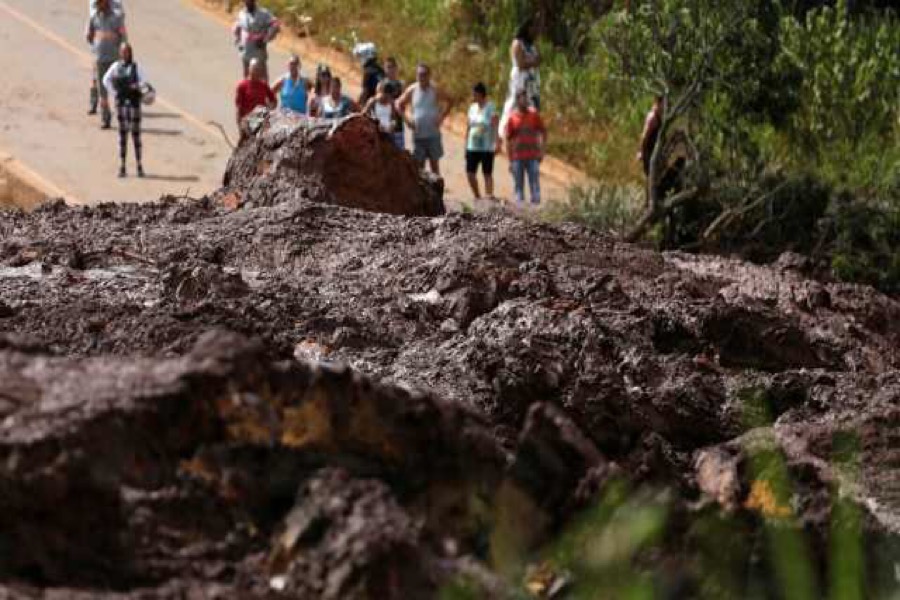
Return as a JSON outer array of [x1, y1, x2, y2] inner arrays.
[[222, 110, 444, 217], [1, 185, 900, 596]]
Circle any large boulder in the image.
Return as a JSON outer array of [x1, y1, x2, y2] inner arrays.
[[222, 110, 445, 216]]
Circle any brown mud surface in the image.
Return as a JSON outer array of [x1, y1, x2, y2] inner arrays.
[[1, 120, 900, 596]]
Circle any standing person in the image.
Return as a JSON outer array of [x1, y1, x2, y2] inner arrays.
[[465, 82, 499, 200], [499, 18, 541, 138], [232, 0, 280, 81], [272, 55, 311, 115], [102, 42, 146, 177], [308, 64, 332, 118], [353, 42, 385, 106], [363, 80, 402, 147], [504, 88, 546, 206], [235, 58, 276, 134], [395, 64, 453, 176], [637, 96, 664, 176], [321, 78, 356, 120], [382, 57, 406, 149], [85, 0, 127, 129]]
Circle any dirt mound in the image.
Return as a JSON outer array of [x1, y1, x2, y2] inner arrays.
[[222, 110, 445, 217], [1, 190, 900, 595]]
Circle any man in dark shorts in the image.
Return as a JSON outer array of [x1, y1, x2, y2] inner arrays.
[[465, 82, 499, 200]]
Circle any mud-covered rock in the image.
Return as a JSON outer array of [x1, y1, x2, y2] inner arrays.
[[270, 469, 434, 600], [2, 192, 900, 595], [222, 111, 444, 217]]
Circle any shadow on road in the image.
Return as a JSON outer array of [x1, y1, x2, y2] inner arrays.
[[142, 112, 182, 119], [142, 128, 183, 136], [140, 174, 200, 182]]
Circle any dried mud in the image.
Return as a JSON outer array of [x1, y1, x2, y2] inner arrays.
[[1, 136, 900, 597]]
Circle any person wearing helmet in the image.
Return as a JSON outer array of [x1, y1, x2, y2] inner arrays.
[[353, 42, 384, 106], [232, 0, 280, 81], [103, 42, 147, 177], [86, 0, 127, 128]]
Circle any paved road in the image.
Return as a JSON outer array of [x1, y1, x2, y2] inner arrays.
[[0, 0, 572, 207]]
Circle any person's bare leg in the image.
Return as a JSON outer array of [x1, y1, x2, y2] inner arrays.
[[429, 159, 441, 176], [467, 173, 481, 198], [485, 174, 494, 198]]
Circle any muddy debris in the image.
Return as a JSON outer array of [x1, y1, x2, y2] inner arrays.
[[1, 171, 900, 596], [222, 110, 445, 217]]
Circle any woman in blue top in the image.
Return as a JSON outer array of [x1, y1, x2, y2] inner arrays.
[[272, 55, 311, 115], [465, 82, 499, 200]]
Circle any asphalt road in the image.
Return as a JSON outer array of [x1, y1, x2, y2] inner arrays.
[[0, 0, 572, 207]]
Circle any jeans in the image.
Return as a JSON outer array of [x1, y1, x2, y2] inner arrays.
[[510, 159, 541, 205]]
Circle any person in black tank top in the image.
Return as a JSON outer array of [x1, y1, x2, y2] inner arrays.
[[103, 42, 146, 177]]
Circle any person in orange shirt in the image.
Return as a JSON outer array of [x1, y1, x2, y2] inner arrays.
[[503, 88, 546, 205]]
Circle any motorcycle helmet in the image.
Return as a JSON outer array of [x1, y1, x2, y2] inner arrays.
[[140, 83, 156, 106]]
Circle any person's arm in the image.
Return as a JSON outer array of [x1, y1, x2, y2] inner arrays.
[[102, 62, 117, 104], [271, 76, 285, 96], [362, 97, 377, 117], [266, 86, 277, 110], [232, 17, 242, 47], [395, 85, 415, 130], [235, 85, 244, 128], [265, 16, 280, 43], [437, 88, 454, 126], [637, 113, 656, 161], [85, 17, 95, 44], [537, 115, 548, 160], [491, 110, 501, 154]]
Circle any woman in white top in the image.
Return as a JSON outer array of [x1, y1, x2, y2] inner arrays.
[[499, 18, 541, 136], [363, 80, 403, 149]]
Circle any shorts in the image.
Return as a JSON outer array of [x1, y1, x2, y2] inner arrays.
[[95, 59, 115, 100], [413, 136, 444, 163], [465, 151, 495, 176]]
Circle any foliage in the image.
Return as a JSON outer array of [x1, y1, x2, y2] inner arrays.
[[542, 184, 643, 235], [781, 0, 900, 191], [826, 195, 900, 294]]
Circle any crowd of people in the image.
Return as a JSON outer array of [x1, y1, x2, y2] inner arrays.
[[227, 1, 550, 205], [85, 0, 657, 205]]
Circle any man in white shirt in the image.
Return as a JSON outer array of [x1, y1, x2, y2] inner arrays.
[[232, 0, 280, 81]]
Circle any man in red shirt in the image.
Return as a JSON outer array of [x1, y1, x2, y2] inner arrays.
[[503, 88, 546, 205], [235, 58, 276, 133]]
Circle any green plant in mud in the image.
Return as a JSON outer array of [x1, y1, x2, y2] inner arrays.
[[440, 386, 881, 599]]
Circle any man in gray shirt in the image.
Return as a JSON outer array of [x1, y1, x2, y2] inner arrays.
[[232, 0, 280, 82], [85, 0, 127, 128], [396, 64, 453, 176]]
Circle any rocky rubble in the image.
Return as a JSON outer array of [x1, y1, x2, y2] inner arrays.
[[1, 133, 900, 596]]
